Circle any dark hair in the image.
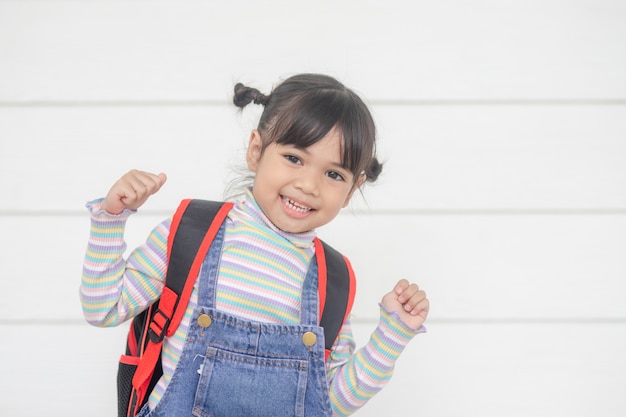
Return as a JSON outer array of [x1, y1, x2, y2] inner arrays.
[[233, 74, 382, 183]]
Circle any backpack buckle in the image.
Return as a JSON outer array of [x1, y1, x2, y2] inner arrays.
[[148, 309, 171, 343]]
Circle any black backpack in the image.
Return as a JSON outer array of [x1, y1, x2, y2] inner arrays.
[[117, 199, 356, 417]]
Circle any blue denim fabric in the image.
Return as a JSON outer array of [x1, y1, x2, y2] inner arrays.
[[137, 225, 332, 417]]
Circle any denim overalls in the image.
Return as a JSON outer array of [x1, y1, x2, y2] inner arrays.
[[137, 225, 333, 417]]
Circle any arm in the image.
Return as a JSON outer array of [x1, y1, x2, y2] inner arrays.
[[326, 280, 429, 416], [79, 170, 169, 327], [79, 202, 171, 327]]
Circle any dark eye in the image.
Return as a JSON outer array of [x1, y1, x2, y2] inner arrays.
[[284, 155, 302, 164], [326, 171, 345, 181]]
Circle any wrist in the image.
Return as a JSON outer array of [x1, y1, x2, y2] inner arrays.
[[378, 303, 426, 338], [87, 198, 135, 218]]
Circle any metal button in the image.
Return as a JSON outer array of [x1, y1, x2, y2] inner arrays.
[[197, 314, 212, 328], [302, 331, 317, 346]]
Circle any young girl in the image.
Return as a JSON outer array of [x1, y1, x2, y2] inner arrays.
[[80, 73, 429, 417]]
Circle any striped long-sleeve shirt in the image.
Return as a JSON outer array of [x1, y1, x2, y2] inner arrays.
[[80, 189, 423, 416]]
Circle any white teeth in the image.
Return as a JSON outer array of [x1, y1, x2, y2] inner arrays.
[[283, 197, 312, 213]]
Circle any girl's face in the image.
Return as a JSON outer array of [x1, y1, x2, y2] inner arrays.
[[247, 128, 364, 234]]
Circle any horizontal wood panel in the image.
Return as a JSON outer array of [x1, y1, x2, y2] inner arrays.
[[1, 214, 624, 322], [1, 105, 624, 211], [320, 214, 626, 321], [1, 0, 625, 101], [0, 323, 128, 416], [0, 106, 248, 212], [1, 322, 623, 416], [373, 105, 626, 210], [354, 322, 626, 417]]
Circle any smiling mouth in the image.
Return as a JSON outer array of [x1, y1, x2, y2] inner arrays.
[[282, 196, 314, 214]]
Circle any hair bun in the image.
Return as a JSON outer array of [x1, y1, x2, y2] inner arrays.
[[365, 158, 383, 182], [233, 83, 269, 107]]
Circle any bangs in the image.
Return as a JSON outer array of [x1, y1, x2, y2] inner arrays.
[[267, 89, 374, 177]]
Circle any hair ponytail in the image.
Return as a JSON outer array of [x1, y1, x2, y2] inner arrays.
[[365, 157, 383, 183], [233, 83, 269, 107]]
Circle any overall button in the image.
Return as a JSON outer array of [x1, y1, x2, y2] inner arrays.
[[197, 314, 212, 328], [302, 331, 317, 346]]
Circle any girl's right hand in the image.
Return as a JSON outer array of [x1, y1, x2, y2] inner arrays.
[[101, 170, 167, 214]]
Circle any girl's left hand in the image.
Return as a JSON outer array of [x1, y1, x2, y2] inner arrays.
[[381, 279, 429, 331]]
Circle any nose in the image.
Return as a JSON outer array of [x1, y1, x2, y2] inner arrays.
[[294, 170, 320, 196]]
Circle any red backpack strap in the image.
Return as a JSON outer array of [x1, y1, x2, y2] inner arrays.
[[313, 238, 357, 360], [132, 199, 233, 408], [167, 200, 234, 334]]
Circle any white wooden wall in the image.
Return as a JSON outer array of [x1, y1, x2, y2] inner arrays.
[[1, 1, 625, 416]]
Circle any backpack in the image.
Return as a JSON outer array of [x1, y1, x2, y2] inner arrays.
[[117, 199, 357, 417]]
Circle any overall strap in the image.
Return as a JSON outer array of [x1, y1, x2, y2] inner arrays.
[[314, 238, 357, 360], [132, 199, 233, 407], [166, 200, 234, 334]]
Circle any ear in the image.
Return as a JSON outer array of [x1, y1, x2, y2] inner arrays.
[[342, 173, 366, 208], [246, 130, 263, 172]]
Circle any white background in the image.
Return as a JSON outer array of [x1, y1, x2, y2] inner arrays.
[[1, 1, 625, 416]]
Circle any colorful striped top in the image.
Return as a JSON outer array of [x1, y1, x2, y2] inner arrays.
[[80, 189, 423, 416]]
